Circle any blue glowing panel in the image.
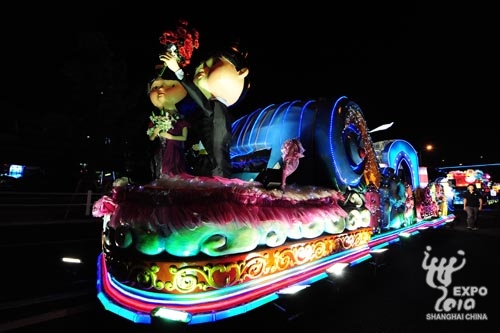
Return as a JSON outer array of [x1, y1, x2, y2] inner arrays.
[[230, 96, 370, 190], [231, 100, 315, 167], [8, 164, 25, 179], [381, 140, 420, 189]]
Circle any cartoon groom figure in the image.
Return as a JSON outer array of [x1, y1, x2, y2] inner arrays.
[[161, 37, 250, 178]]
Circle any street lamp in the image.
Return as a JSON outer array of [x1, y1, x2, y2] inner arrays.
[[420, 144, 434, 166]]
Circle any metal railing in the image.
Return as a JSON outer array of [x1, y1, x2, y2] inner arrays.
[[0, 190, 104, 224]]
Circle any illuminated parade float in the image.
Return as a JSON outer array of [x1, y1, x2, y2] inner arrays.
[[93, 96, 455, 325]]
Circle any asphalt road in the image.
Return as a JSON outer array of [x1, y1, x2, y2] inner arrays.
[[1, 207, 499, 332]]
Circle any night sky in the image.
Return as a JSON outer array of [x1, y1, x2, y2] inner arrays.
[[4, 4, 498, 180]]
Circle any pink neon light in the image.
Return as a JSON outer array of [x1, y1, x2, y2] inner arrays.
[[100, 248, 370, 315]]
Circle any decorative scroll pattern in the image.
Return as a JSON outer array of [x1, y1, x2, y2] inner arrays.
[[106, 228, 372, 294], [345, 104, 381, 188]]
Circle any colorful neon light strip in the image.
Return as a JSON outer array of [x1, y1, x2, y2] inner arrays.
[[97, 215, 454, 325], [369, 214, 455, 249], [97, 244, 372, 324]]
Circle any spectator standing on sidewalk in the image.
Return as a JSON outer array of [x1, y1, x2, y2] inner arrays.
[[463, 183, 483, 230]]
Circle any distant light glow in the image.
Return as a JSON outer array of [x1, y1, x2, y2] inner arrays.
[[62, 257, 82, 264]]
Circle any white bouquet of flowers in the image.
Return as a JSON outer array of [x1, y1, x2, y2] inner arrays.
[[146, 111, 179, 137]]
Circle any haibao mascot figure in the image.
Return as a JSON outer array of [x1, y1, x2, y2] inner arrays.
[[161, 31, 250, 178]]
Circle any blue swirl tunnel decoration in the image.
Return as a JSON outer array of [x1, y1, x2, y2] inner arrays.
[[230, 96, 379, 191], [377, 139, 420, 189]]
